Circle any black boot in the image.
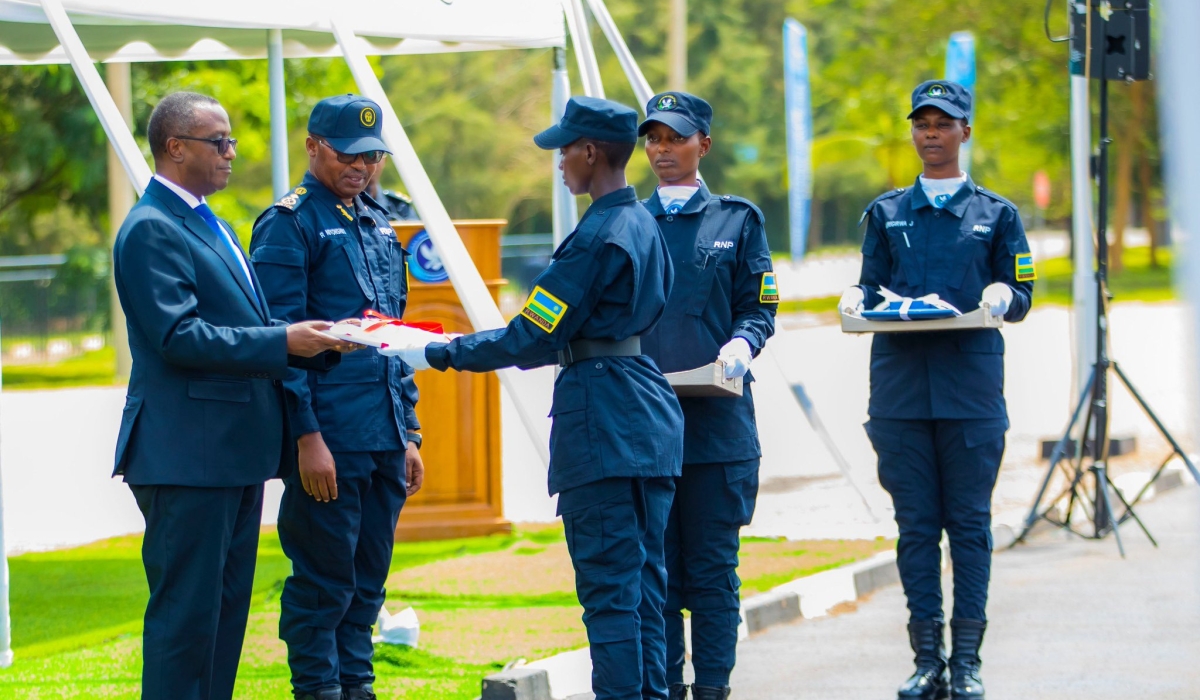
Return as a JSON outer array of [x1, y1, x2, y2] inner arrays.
[[690, 685, 730, 700], [668, 682, 689, 700], [949, 619, 986, 699], [295, 688, 342, 700], [343, 682, 378, 700], [897, 619, 948, 700]]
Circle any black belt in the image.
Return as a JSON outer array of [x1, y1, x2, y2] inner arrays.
[[557, 337, 642, 367]]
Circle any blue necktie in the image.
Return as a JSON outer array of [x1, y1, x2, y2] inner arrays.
[[194, 203, 257, 298]]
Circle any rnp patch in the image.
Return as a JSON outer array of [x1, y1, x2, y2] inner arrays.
[[760, 272, 780, 303], [521, 286, 568, 333], [1015, 253, 1037, 282]]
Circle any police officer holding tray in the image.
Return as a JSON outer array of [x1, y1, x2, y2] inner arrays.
[[840, 80, 1034, 700], [393, 96, 684, 700], [249, 94, 424, 700], [637, 92, 777, 700]]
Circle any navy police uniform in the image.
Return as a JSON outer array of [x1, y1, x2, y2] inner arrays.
[[857, 81, 1034, 700], [421, 97, 684, 700], [249, 95, 419, 698], [636, 92, 777, 693]]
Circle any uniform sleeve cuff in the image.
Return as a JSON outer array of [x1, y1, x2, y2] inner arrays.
[[426, 342, 451, 371], [292, 409, 320, 437]]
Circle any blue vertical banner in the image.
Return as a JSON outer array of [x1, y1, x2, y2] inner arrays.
[[945, 31, 976, 175], [783, 18, 813, 260]]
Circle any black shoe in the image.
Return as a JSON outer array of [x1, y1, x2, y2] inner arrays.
[[295, 688, 342, 700], [342, 683, 378, 700], [949, 619, 986, 699], [690, 685, 730, 700], [897, 619, 949, 700], [668, 682, 689, 700]]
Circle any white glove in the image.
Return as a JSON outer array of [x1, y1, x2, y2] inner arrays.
[[718, 337, 753, 379], [839, 286, 865, 315], [980, 283, 1013, 317], [380, 343, 431, 370]]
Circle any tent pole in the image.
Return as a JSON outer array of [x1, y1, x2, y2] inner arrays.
[[267, 29, 290, 199], [551, 47, 578, 247], [585, 0, 653, 106], [330, 19, 551, 467], [0, 322, 10, 668], [562, 0, 604, 98], [105, 62, 134, 381], [38, 0, 151, 193]]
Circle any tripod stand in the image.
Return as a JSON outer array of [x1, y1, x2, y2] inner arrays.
[[1015, 14, 1200, 554]]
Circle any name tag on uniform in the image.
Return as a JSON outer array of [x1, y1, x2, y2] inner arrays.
[[521, 286, 568, 333], [320, 228, 347, 239], [759, 272, 780, 303], [1015, 252, 1037, 281]]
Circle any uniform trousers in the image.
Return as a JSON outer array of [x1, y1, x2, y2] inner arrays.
[[663, 460, 759, 688], [278, 450, 408, 694], [130, 483, 264, 700], [558, 477, 676, 700], [866, 418, 1006, 622]]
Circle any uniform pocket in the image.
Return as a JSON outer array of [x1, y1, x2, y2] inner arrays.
[[325, 235, 376, 303], [316, 351, 379, 385], [686, 245, 726, 316], [950, 227, 992, 291]]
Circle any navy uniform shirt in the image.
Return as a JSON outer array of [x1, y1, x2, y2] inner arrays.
[[249, 172, 420, 453], [426, 186, 684, 495], [857, 175, 1034, 421], [640, 183, 777, 465]]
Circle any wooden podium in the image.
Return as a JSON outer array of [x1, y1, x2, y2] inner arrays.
[[390, 220, 513, 541]]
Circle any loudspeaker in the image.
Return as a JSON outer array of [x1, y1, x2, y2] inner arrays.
[[1069, 0, 1151, 81]]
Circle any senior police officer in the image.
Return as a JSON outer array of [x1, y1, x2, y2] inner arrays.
[[637, 92, 776, 700], [393, 96, 684, 700], [840, 80, 1034, 700], [249, 94, 424, 700]]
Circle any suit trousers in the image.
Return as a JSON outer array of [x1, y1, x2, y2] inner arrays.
[[130, 483, 264, 700], [866, 418, 1006, 622], [277, 450, 408, 694], [663, 460, 759, 688]]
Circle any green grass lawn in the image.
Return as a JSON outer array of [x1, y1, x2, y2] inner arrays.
[[1, 346, 119, 390], [0, 525, 890, 698]]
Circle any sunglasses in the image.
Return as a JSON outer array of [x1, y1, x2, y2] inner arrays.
[[316, 138, 385, 165], [174, 135, 238, 156]]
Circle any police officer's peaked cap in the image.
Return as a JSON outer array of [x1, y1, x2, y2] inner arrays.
[[308, 94, 392, 155], [638, 91, 712, 138], [907, 80, 972, 122], [533, 96, 639, 149]]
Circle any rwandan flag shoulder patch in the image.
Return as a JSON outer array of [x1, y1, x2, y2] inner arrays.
[[521, 285, 568, 333], [1015, 252, 1037, 282], [759, 272, 780, 303]]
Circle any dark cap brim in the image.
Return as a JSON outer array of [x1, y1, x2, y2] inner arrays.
[[533, 124, 585, 150], [637, 112, 701, 137], [323, 135, 392, 155], [907, 98, 968, 121]]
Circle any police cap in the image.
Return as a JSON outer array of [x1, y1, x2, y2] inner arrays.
[[907, 80, 972, 122], [533, 96, 639, 149], [637, 91, 712, 138], [308, 94, 392, 155]]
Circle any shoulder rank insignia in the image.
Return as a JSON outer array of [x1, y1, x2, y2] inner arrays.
[[1015, 252, 1037, 282], [760, 272, 780, 303], [275, 186, 309, 211], [521, 285, 568, 333]]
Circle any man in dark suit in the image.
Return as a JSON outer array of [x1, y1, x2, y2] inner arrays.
[[112, 91, 350, 700]]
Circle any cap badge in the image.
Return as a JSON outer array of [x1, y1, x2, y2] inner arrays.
[[360, 107, 377, 128], [294, 187, 307, 195], [927, 84, 947, 98], [656, 95, 678, 111]]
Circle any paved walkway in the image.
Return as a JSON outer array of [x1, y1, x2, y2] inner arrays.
[[730, 486, 1200, 699]]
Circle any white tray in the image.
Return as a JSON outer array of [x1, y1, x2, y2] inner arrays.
[[664, 362, 743, 398], [841, 304, 1003, 334]]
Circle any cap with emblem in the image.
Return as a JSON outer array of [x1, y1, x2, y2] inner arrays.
[[533, 96, 639, 149], [637, 91, 712, 138], [308, 94, 392, 155], [907, 80, 972, 122]]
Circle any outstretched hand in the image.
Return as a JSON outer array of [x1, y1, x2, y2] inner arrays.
[[287, 320, 360, 356]]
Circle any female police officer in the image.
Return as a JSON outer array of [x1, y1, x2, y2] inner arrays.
[[637, 92, 777, 700], [839, 80, 1034, 700]]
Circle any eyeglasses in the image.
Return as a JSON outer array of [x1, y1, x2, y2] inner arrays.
[[173, 136, 238, 156], [316, 138, 385, 165]]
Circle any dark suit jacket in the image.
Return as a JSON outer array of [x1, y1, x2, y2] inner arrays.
[[112, 178, 334, 487]]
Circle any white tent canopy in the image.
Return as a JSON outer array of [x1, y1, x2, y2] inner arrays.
[[0, 0, 565, 64]]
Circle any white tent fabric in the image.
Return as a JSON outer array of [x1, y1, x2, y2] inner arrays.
[[0, 0, 565, 64]]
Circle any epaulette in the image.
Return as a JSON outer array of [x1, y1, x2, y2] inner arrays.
[[860, 187, 910, 225], [974, 185, 1018, 210], [713, 193, 766, 226], [273, 185, 311, 213], [383, 189, 413, 205]]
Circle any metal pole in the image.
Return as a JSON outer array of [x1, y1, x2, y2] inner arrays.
[[105, 62, 134, 381], [1070, 74, 1098, 407], [267, 29, 290, 199], [667, 0, 687, 90], [562, 0, 604, 98], [551, 47, 578, 247], [0, 321, 10, 668], [586, 0, 653, 106]]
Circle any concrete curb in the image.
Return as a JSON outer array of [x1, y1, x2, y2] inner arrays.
[[479, 464, 1194, 700]]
